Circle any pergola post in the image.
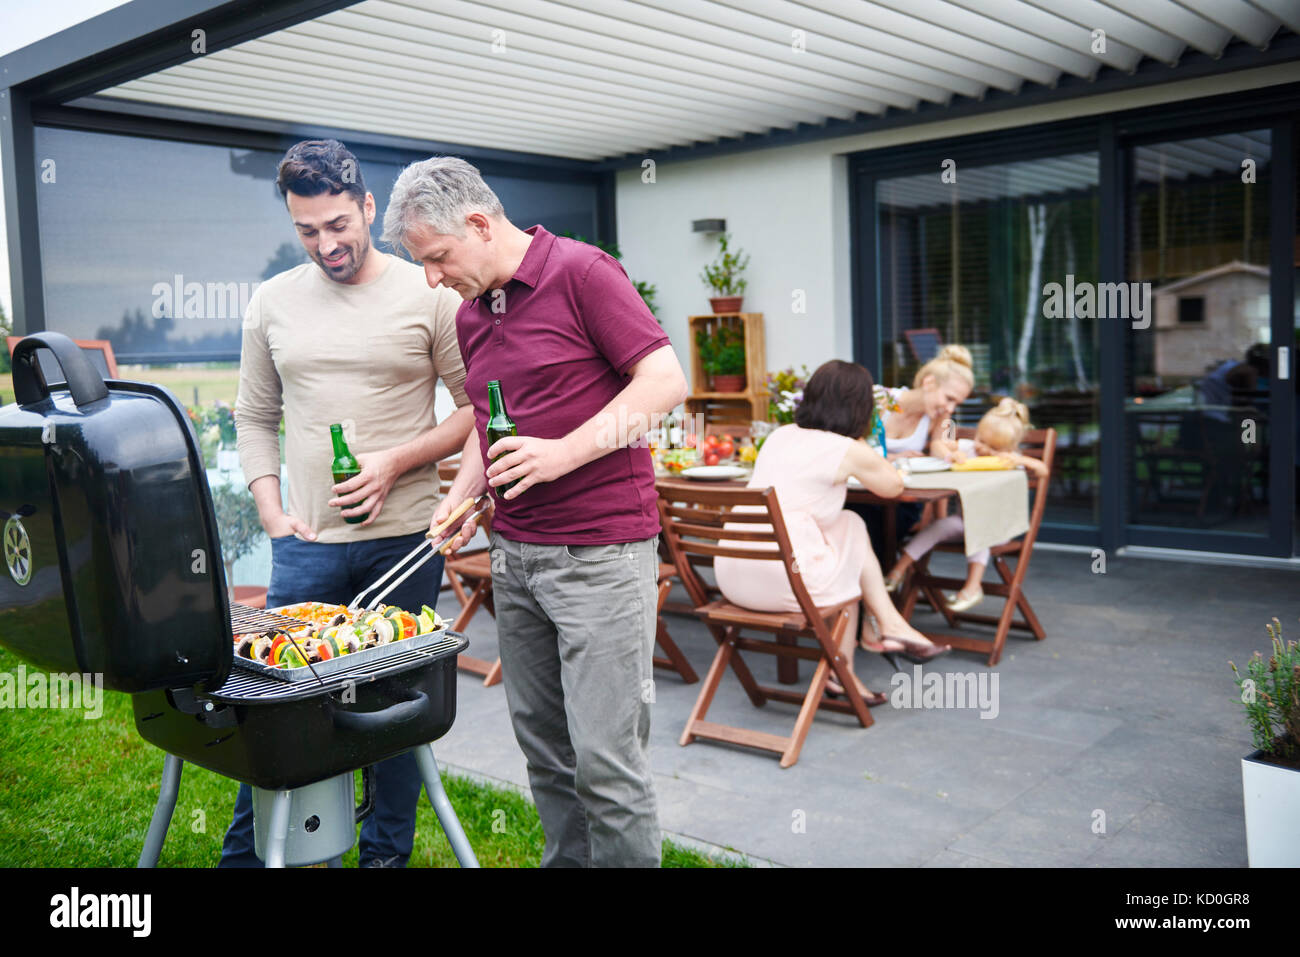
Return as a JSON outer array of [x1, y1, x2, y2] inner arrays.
[[1, 85, 45, 335]]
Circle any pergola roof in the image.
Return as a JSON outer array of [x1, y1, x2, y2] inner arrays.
[[89, 0, 1300, 162]]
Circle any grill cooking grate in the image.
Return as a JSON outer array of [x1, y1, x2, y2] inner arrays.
[[229, 602, 304, 634], [209, 632, 466, 703]]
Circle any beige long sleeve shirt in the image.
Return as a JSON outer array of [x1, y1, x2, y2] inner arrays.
[[235, 254, 467, 543]]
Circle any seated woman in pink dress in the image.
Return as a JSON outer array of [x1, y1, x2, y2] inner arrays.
[[714, 360, 950, 704]]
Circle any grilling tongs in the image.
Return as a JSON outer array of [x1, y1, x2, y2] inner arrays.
[[347, 495, 492, 612]]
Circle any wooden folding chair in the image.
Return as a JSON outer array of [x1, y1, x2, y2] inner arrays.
[[899, 427, 1057, 666], [654, 562, 699, 683], [658, 485, 876, 769], [441, 461, 698, 686], [438, 459, 503, 687]]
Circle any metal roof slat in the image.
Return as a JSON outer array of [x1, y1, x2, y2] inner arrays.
[[210, 47, 748, 136], [460, 0, 922, 111], [1025, 0, 1187, 64], [365, 0, 885, 116], [250, 27, 788, 133], [115, 72, 662, 153], [710, 0, 1020, 93], [320, 5, 860, 123], [109, 81, 621, 159], [864, 0, 1100, 78], [622, 0, 958, 102], [1094, 0, 1233, 57], [99, 86, 609, 160], [520, 0, 953, 106], [284, 17, 826, 131], [944, 0, 1145, 72], [1173, 0, 1279, 48], [803, 0, 1059, 86], [162, 50, 747, 144], [1243, 0, 1300, 35], [128, 61, 704, 149]]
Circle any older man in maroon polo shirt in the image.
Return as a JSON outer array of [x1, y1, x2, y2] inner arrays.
[[382, 157, 687, 868]]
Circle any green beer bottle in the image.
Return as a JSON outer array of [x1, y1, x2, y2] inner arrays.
[[329, 423, 367, 525], [486, 380, 519, 497]]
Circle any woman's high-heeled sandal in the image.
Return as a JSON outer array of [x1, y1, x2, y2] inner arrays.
[[825, 676, 888, 706], [881, 634, 952, 664], [858, 636, 905, 673]]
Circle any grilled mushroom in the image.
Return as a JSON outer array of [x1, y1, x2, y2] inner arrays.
[[235, 635, 255, 659], [251, 635, 272, 662], [372, 617, 397, 645]]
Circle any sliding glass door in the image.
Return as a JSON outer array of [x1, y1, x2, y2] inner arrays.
[[875, 151, 1102, 532], [854, 99, 1297, 557], [1122, 125, 1295, 555]]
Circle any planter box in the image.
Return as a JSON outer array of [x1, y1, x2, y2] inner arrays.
[[1241, 748, 1300, 867]]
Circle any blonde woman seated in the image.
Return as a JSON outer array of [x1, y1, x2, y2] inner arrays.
[[857, 345, 975, 570], [884, 398, 1048, 612], [881, 344, 975, 462], [714, 360, 950, 705]]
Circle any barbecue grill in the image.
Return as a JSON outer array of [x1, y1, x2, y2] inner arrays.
[[0, 332, 478, 867]]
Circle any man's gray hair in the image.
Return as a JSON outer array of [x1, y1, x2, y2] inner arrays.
[[382, 156, 505, 251]]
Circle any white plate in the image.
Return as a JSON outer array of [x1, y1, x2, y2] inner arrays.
[[681, 465, 749, 481], [902, 456, 950, 473]]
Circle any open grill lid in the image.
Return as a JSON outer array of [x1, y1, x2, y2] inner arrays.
[[0, 332, 232, 693]]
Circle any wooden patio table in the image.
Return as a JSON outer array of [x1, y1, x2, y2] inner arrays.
[[656, 473, 952, 684], [656, 469, 1029, 677]]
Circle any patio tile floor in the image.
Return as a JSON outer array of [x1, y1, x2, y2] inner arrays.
[[431, 548, 1296, 867]]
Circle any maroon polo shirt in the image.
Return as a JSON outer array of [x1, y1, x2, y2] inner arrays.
[[455, 225, 671, 544]]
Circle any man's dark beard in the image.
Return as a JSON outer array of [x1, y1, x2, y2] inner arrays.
[[317, 232, 371, 282]]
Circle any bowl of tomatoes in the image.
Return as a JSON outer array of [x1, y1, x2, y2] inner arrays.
[[700, 434, 737, 467]]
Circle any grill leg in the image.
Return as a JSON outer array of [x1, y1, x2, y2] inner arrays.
[[414, 745, 479, 868], [263, 790, 293, 868], [137, 753, 183, 868]]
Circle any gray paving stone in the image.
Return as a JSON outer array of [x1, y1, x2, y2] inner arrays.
[[1086, 802, 1247, 867], [946, 775, 1149, 867], [429, 551, 1291, 866]]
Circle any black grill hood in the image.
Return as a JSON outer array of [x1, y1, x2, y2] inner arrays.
[[0, 332, 231, 693]]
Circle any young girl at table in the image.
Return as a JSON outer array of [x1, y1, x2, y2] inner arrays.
[[883, 398, 1048, 612]]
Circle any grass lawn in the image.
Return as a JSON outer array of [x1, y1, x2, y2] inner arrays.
[[0, 647, 745, 868], [0, 364, 242, 409]]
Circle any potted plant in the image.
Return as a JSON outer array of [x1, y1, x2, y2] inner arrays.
[[210, 400, 240, 471], [696, 325, 747, 392], [700, 233, 749, 314], [1230, 617, 1300, 866]]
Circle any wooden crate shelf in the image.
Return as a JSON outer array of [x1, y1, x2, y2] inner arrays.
[[686, 312, 768, 427]]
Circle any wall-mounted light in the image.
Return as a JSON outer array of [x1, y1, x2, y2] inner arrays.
[[692, 218, 726, 234]]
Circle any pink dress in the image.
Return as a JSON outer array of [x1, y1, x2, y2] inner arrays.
[[713, 424, 867, 613]]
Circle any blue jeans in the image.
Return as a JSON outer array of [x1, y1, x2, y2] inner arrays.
[[218, 530, 444, 867]]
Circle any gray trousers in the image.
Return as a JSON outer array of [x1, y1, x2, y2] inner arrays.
[[489, 531, 662, 867]]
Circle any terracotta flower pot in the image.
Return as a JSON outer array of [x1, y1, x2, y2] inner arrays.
[[710, 373, 747, 394], [709, 296, 743, 314]]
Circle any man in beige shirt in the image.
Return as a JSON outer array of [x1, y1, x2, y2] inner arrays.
[[221, 139, 471, 868]]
